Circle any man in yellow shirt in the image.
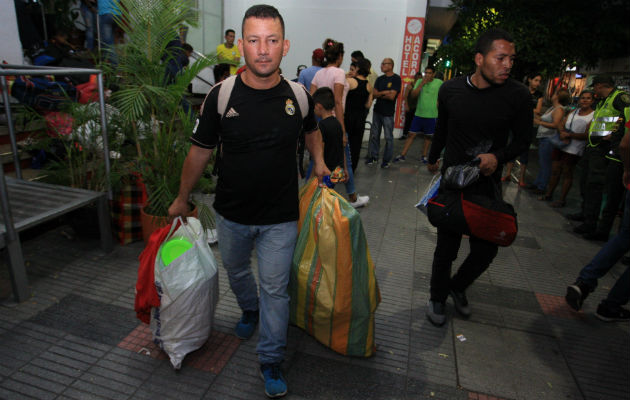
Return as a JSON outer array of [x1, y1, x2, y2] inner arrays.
[[216, 29, 241, 75]]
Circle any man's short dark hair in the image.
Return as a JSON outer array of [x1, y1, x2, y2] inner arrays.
[[425, 66, 435, 73], [356, 59, 370, 76], [242, 4, 285, 37], [312, 87, 335, 111], [225, 29, 235, 36], [351, 50, 365, 60], [182, 43, 193, 53], [474, 28, 514, 55], [592, 75, 615, 87]]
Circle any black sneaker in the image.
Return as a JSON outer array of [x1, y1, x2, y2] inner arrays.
[[595, 303, 630, 322], [426, 300, 446, 326], [582, 231, 609, 242], [573, 224, 595, 234], [566, 212, 585, 221], [565, 281, 590, 311], [381, 162, 390, 169], [450, 289, 471, 317], [365, 157, 376, 166]]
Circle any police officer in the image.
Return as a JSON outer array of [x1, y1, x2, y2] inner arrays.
[[572, 75, 630, 240]]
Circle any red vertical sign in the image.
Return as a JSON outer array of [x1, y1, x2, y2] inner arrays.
[[395, 17, 425, 129]]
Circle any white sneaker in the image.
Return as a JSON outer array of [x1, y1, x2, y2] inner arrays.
[[206, 228, 218, 244], [350, 195, 369, 208]]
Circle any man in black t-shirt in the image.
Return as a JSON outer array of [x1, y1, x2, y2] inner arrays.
[[425, 28, 532, 327], [366, 58, 401, 168], [168, 5, 329, 398]]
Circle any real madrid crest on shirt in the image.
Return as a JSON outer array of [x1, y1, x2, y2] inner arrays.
[[285, 99, 296, 116]]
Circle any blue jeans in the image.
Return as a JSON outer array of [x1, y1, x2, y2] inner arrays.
[[215, 212, 298, 364], [81, 4, 96, 50], [98, 13, 116, 63], [305, 143, 356, 196], [578, 190, 629, 306], [533, 137, 553, 191], [368, 112, 394, 163]]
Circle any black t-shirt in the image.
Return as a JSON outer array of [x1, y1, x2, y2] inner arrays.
[[373, 74, 402, 116], [428, 76, 533, 180], [318, 116, 344, 171], [191, 75, 317, 225]]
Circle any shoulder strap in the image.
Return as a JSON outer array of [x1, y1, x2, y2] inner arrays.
[[285, 78, 309, 119], [217, 75, 238, 118], [217, 75, 308, 119]]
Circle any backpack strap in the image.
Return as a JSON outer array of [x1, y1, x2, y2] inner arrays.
[[217, 75, 309, 119], [285, 78, 309, 119], [217, 74, 237, 118]]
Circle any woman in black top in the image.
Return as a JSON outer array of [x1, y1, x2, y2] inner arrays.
[[344, 58, 373, 172]]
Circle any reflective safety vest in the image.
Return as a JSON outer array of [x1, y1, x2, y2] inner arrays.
[[588, 89, 625, 147]]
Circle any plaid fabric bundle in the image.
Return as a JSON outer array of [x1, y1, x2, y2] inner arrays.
[[289, 178, 380, 357], [111, 174, 147, 245]]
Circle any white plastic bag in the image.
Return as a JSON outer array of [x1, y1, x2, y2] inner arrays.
[[150, 217, 219, 369]]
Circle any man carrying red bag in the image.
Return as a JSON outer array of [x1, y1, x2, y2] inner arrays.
[[425, 28, 532, 326]]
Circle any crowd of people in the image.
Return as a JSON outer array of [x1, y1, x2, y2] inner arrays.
[[162, 5, 630, 400]]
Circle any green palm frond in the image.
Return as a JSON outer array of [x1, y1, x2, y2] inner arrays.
[[112, 87, 150, 121], [109, 0, 217, 218]]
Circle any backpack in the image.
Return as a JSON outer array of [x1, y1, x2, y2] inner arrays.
[[208, 74, 310, 175], [215, 74, 309, 118]]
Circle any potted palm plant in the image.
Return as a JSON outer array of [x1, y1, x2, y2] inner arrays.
[[109, 0, 216, 240]]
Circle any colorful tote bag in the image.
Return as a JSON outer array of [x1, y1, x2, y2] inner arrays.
[[289, 178, 380, 357]]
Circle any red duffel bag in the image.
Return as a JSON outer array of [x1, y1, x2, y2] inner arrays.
[[427, 189, 518, 247]]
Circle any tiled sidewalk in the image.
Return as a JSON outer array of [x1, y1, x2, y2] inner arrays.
[[1, 139, 628, 399]]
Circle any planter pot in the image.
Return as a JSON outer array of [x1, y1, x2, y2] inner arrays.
[[140, 205, 197, 243]]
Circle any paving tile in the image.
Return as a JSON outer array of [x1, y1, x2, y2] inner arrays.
[[0, 386, 37, 400], [60, 386, 111, 400], [11, 370, 67, 394], [18, 363, 76, 386], [535, 293, 585, 320], [28, 294, 138, 346], [1, 378, 57, 400], [38, 349, 93, 372], [116, 323, 241, 374], [453, 320, 583, 400], [468, 391, 513, 400], [287, 352, 407, 399], [30, 356, 86, 378]]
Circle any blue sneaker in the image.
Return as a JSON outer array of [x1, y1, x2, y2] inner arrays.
[[260, 363, 287, 398], [421, 156, 428, 164], [234, 310, 259, 340], [381, 162, 390, 169]]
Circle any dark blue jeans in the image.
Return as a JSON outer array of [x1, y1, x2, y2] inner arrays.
[[532, 137, 553, 191], [578, 190, 629, 306]]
